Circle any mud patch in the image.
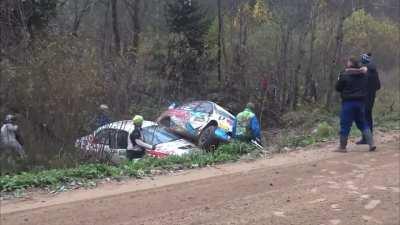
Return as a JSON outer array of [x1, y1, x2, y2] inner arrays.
[[360, 194, 370, 200], [362, 215, 383, 224], [330, 204, 342, 211], [329, 219, 341, 225], [373, 186, 388, 191], [273, 211, 285, 217], [346, 184, 359, 190], [365, 200, 381, 210], [308, 198, 326, 204]]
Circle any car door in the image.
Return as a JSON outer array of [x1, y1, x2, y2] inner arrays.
[[190, 102, 213, 130], [115, 130, 129, 157], [95, 128, 116, 153]]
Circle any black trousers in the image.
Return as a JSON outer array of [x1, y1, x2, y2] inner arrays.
[[365, 93, 376, 132], [126, 150, 145, 160]]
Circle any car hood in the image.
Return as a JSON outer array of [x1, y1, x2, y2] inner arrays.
[[148, 139, 196, 157]]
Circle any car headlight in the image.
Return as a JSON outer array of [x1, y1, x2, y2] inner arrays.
[[219, 121, 230, 131]]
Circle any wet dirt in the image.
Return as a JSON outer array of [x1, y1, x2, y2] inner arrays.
[[1, 132, 399, 225]]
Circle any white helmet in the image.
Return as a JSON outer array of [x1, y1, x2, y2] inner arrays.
[[100, 104, 109, 111], [4, 114, 16, 123]]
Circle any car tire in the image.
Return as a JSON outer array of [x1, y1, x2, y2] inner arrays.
[[198, 125, 219, 150]]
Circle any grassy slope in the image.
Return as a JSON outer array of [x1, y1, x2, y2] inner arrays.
[[2, 91, 398, 193]]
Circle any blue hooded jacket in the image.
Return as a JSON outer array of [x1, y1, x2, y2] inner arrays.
[[232, 109, 261, 140]]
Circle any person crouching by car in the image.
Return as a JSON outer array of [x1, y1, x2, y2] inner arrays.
[[127, 115, 154, 160], [335, 57, 376, 153], [233, 102, 262, 146]]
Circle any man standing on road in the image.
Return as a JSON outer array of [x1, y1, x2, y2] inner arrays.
[[356, 53, 381, 144], [233, 102, 262, 146], [0, 114, 26, 158], [127, 115, 154, 160], [335, 57, 376, 152]]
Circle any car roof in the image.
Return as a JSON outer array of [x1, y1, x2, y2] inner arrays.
[[179, 101, 234, 118], [97, 120, 156, 133]]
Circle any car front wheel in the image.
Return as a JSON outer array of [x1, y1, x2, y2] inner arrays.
[[198, 125, 219, 150]]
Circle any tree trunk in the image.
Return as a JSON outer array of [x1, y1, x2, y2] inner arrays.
[[132, 0, 141, 62], [217, 0, 223, 84], [111, 0, 121, 55], [100, 1, 111, 59], [291, 30, 307, 110], [71, 0, 92, 36], [304, 3, 318, 101], [278, 25, 291, 112], [326, 15, 345, 107]]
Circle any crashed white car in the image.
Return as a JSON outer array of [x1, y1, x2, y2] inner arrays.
[[75, 120, 196, 162]]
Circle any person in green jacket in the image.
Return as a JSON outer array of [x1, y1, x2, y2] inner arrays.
[[233, 102, 262, 145]]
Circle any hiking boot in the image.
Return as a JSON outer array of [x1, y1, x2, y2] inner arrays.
[[334, 135, 348, 153], [363, 129, 376, 152]]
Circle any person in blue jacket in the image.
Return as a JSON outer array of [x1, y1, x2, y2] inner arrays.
[[93, 104, 112, 129], [233, 102, 262, 145]]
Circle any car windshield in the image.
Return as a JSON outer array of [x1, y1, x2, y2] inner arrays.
[[142, 125, 180, 145], [178, 102, 199, 111]]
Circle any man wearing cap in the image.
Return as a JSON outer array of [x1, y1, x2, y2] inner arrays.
[[358, 53, 381, 144], [127, 115, 154, 160], [233, 103, 262, 145]]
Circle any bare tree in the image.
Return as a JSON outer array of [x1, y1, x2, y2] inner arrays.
[[217, 0, 223, 84], [303, 0, 319, 102], [124, 0, 142, 62], [325, 0, 358, 107], [111, 0, 121, 54], [71, 0, 96, 36]]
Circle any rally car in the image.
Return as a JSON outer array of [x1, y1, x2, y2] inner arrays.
[[75, 120, 196, 163], [157, 101, 235, 149]]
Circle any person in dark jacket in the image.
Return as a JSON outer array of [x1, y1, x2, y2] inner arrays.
[[95, 104, 112, 128], [127, 115, 154, 160], [356, 53, 381, 144], [335, 57, 376, 152]]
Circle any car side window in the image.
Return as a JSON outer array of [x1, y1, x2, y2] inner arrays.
[[95, 129, 116, 148], [116, 130, 128, 149], [95, 129, 108, 145], [196, 102, 213, 114]]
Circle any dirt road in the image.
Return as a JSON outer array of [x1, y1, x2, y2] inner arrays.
[[1, 135, 399, 225]]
